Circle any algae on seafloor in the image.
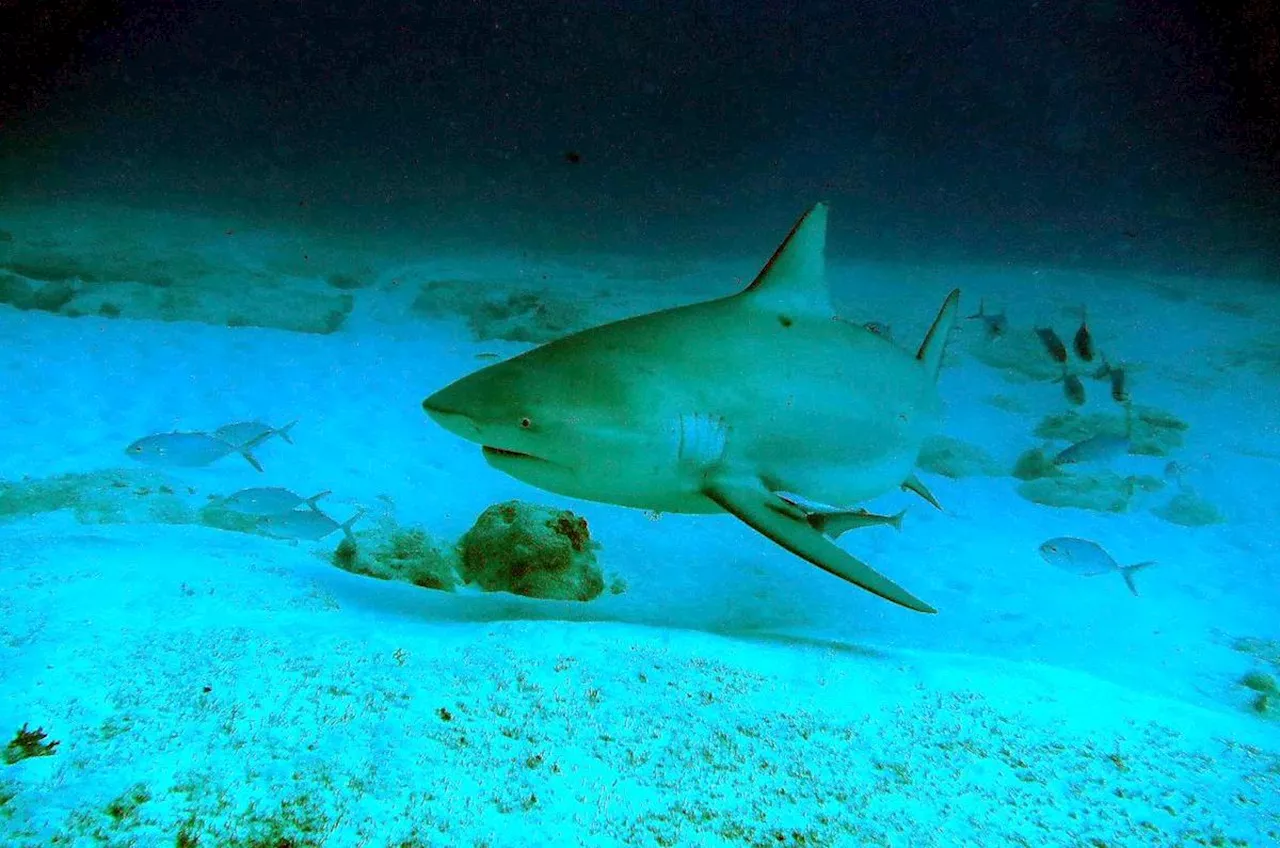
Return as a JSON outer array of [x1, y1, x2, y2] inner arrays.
[[328, 516, 461, 592], [0, 470, 268, 534], [1017, 471, 1165, 513], [1151, 490, 1225, 526], [411, 279, 590, 344], [916, 436, 1003, 479], [1010, 447, 1065, 481], [1232, 637, 1280, 669]]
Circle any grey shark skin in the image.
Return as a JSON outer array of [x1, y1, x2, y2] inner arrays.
[[423, 203, 959, 613]]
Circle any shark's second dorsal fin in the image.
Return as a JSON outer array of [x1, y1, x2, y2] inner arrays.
[[740, 202, 831, 318]]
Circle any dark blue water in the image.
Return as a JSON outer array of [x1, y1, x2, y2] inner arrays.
[[2, 0, 1277, 274]]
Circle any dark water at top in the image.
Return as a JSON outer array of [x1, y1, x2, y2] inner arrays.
[[2, 0, 1277, 275]]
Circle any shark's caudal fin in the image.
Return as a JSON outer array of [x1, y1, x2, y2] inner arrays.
[[704, 476, 937, 614], [740, 203, 831, 318], [916, 289, 962, 382]]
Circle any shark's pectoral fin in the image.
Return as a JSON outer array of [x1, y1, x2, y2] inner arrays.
[[703, 478, 937, 614]]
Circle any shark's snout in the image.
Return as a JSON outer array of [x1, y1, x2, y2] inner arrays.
[[422, 394, 483, 442]]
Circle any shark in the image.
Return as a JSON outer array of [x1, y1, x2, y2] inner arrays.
[[423, 203, 960, 613]]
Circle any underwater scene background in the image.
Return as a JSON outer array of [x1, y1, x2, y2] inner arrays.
[[1, 1, 1278, 845]]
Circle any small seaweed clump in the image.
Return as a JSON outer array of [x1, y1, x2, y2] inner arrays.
[[1240, 671, 1279, 719], [458, 500, 605, 601], [3, 724, 59, 765], [330, 524, 460, 592]]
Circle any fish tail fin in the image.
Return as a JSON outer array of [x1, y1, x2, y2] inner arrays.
[[1121, 561, 1157, 596], [276, 420, 299, 445], [340, 508, 366, 543], [306, 490, 333, 512], [917, 289, 961, 382], [888, 509, 906, 532]]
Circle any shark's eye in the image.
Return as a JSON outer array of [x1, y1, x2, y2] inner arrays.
[[520, 417, 532, 429]]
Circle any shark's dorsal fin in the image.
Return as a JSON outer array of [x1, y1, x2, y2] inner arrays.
[[916, 288, 961, 382], [740, 203, 830, 318]]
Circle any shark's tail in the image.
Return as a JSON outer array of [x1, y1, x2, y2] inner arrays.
[[917, 289, 961, 382]]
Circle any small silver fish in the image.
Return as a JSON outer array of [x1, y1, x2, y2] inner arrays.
[[965, 298, 1008, 339], [474, 352, 502, 361], [1035, 326, 1068, 363], [126, 431, 266, 472], [214, 420, 297, 448], [1073, 306, 1095, 362], [259, 507, 364, 542], [219, 487, 331, 516], [1038, 537, 1156, 596], [1052, 433, 1130, 466]]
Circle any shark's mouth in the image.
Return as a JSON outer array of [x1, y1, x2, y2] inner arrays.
[[482, 445, 542, 462]]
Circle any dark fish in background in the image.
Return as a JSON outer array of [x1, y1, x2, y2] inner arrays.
[[965, 298, 1008, 338], [1109, 363, 1130, 404], [1163, 461, 1187, 491], [1035, 326, 1068, 362], [1091, 356, 1131, 405], [1038, 537, 1156, 596], [1059, 367, 1086, 406], [1073, 306, 1095, 361]]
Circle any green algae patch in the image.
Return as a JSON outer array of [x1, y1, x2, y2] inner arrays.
[[1151, 490, 1225, 527], [330, 525, 460, 592], [1017, 472, 1165, 513], [411, 279, 590, 344]]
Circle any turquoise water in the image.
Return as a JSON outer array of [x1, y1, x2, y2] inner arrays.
[[1, 2, 1278, 845]]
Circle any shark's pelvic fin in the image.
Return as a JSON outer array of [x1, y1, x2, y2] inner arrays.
[[916, 288, 962, 381], [902, 473, 943, 511], [740, 203, 831, 318], [703, 476, 937, 614]]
